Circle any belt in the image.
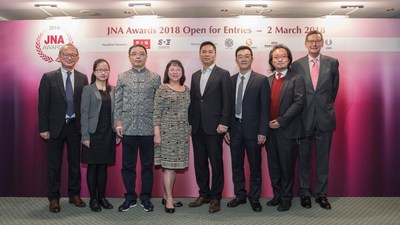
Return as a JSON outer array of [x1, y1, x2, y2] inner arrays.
[[65, 118, 76, 124], [235, 117, 243, 123]]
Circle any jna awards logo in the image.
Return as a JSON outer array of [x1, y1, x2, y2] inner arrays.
[[35, 27, 73, 63]]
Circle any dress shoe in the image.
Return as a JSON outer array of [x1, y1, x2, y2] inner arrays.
[[188, 196, 211, 207], [266, 197, 281, 207], [226, 198, 246, 207], [277, 201, 292, 212], [250, 200, 262, 212], [300, 196, 312, 209], [209, 199, 220, 213], [118, 199, 137, 212], [69, 196, 86, 207], [162, 198, 183, 207], [89, 199, 101, 212], [49, 199, 60, 213], [165, 205, 175, 213], [99, 198, 113, 209], [316, 197, 331, 210]]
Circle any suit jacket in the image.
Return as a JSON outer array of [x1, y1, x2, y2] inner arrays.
[[38, 68, 88, 138], [268, 71, 306, 139], [230, 71, 270, 139], [291, 54, 339, 134], [80, 83, 115, 142], [189, 65, 232, 135]]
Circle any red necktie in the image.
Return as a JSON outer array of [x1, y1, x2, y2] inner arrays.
[[311, 58, 319, 90], [277, 72, 282, 80]]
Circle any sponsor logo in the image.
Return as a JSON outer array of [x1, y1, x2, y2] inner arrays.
[[35, 29, 73, 63], [325, 39, 333, 50], [264, 41, 279, 48], [133, 39, 151, 49], [158, 39, 171, 49], [245, 38, 253, 47], [224, 38, 234, 48]]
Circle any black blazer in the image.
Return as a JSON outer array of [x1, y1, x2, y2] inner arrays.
[[291, 55, 339, 133], [268, 71, 306, 139], [189, 65, 232, 135], [230, 71, 270, 139], [38, 68, 88, 138]]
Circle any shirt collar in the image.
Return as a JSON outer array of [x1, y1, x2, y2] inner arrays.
[[239, 70, 252, 80], [308, 54, 320, 62], [274, 69, 288, 79], [201, 64, 215, 73]]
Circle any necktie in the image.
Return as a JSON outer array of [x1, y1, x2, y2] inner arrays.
[[277, 72, 282, 80], [236, 76, 245, 116], [311, 58, 319, 90], [66, 71, 74, 117]]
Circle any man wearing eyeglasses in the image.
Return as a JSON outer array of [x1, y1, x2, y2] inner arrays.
[[265, 44, 305, 212], [292, 30, 340, 210], [114, 44, 161, 212], [38, 44, 88, 213], [224, 46, 269, 212]]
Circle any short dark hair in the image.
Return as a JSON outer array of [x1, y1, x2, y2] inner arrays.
[[199, 41, 216, 52], [128, 44, 147, 55], [91, 58, 111, 92], [268, 44, 293, 72], [235, 45, 253, 58], [163, 60, 186, 85], [305, 30, 324, 42]]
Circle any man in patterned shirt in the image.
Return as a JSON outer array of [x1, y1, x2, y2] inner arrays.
[[114, 44, 161, 212]]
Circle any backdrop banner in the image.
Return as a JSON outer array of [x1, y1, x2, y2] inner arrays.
[[0, 18, 399, 197]]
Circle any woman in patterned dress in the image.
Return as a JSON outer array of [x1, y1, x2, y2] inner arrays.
[[153, 60, 190, 213]]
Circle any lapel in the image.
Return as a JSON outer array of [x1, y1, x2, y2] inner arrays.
[[280, 72, 291, 103], [301, 56, 314, 91], [56, 68, 67, 102], [243, 71, 256, 101], [193, 70, 202, 97], [232, 73, 238, 97], [316, 55, 328, 91], [91, 83, 101, 101], [203, 66, 218, 96]]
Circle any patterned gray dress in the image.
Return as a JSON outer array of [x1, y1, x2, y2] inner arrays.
[[153, 84, 190, 169]]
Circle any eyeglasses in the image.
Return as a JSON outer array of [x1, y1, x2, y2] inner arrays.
[[237, 54, 252, 59], [95, 69, 110, 73], [272, 55, 288, 60], [60, 53, 79, 58], [306, 40, 323, 44], [169, 68, 182, 72], [130, 52, 146, 57]]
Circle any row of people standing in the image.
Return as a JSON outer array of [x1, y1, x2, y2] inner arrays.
[[38, 29, 339, 214]]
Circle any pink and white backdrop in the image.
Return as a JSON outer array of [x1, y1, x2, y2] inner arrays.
[[0, 18, 399, 198]]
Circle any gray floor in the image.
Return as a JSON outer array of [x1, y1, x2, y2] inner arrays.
[[0, 197, 399, 225]]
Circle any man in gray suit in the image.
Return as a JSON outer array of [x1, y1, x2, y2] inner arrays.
[[38, 44, 88, 213], [224, 46, 269, 212], [291, 30, 340, 210], [114, 44, 161, 212]]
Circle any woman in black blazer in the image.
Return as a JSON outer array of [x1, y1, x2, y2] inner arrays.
[[81, 59, 118, 212]]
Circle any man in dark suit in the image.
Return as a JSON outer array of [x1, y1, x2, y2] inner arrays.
[[188, 41, 232, 213], [38, 44, 88, 213], [291, 30, 340, 210], [266, 44, 305, 212], [224, 46, 269, 212]]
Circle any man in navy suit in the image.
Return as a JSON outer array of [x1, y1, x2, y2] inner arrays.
[[224, 46, 269, 212], [188, 41, 232, 213], [38, 44, 88, 213], [292, 30, 340, 210], [266, 44, 305, 212]]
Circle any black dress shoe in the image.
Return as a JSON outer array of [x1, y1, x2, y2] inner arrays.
[[49, 199, 60, 213], [277, 201, 291, 212], [89, 199, 101, 212], [316, 197, 331, 210], [99, 198, 113, 209], [165, 205, 175, 213], [250, 200, 262, 212], [300, 196, 312, 209], [162, 198, 183, 207], [266, 197, 281, 207], [226, 198, 246, 207]]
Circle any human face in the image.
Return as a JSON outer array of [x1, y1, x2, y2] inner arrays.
[[199, 44, 216, 68], [59, 45, 79, 71], [129, 46, 147, 69], [271, 48, 289, 72], [94, 61, 110, 82], [235, 49, 253, 72], [168, 64, 183, 84], [305, 33, 324, 58]]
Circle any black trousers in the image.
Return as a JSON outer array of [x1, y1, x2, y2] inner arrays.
[[47, 122, 81, 201], [192, 125, 224, 200], [229, 119, 262, 201], [121, 135, 154, 201]]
